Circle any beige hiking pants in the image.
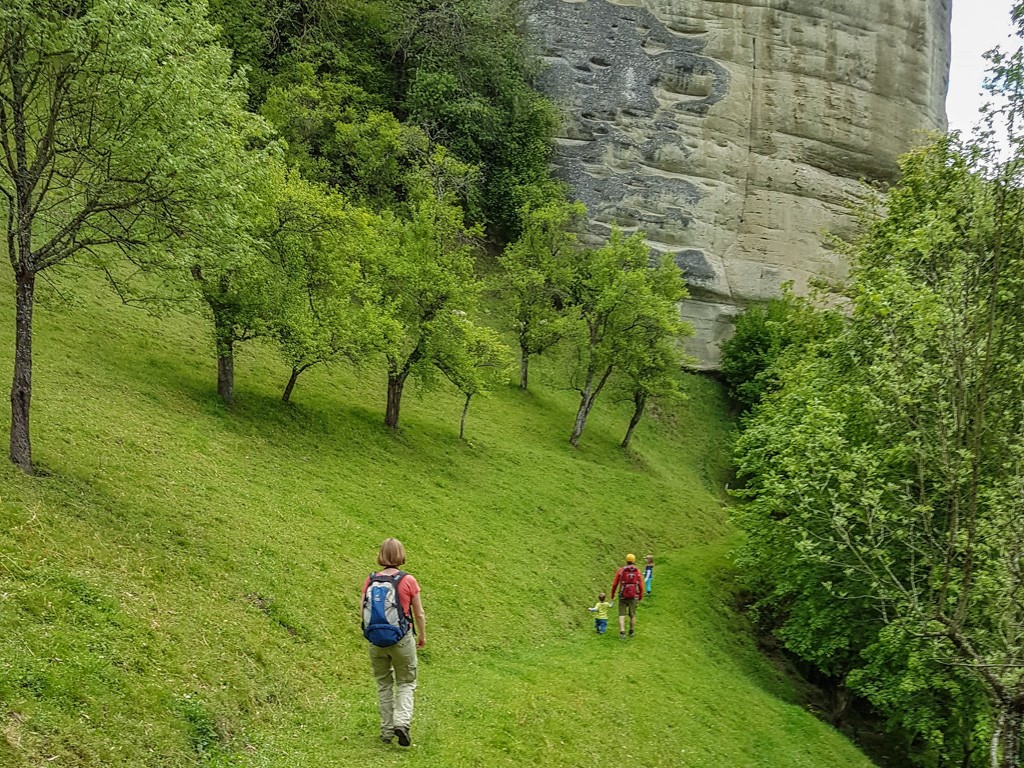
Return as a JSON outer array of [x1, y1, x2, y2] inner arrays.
[[368, 632, 418, 738]]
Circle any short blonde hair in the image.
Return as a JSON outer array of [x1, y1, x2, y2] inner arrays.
[[377, 538, 407, 568]]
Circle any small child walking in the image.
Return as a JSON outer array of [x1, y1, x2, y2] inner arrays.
[[644, 555, 654, 596], [588, 592, 613, 634]]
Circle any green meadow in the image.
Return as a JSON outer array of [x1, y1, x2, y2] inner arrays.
[[0, 275, 875, 767]]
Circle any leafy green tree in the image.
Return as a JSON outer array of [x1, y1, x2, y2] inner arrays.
[[264, 175, 392, 402], [366, 191, 483, 429], [734, 131, 1024, 767], [0, 0, 259, 471], [497, 197, 584, 390], [563, 230, 688, 448], [186, 155, 289, 406], [617, 330, 691, 450], [392, 0, 558, 236], [259, 64, 432, 210], [213, 0, 559, 237], [432, 319, 511, 439], [207, 0, 398, 105]]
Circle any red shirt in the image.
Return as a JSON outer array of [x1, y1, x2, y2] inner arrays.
[[362, 571, 420, 616], [611, 565, 644, 600]]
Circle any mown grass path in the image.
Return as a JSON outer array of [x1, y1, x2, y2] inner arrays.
[[0, 275, 875, 767]]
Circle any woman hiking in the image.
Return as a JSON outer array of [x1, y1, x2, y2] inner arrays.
[[361, 537, 427, 746]]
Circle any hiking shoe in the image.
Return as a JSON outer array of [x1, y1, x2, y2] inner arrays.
[[628, 629, 635, 637], [395, 725, 411, 747], [380, 735, 393, 744], [619, 631, 626, 639]]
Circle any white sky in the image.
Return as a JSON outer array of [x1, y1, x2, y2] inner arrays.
[[947, 0, 1017, 134]]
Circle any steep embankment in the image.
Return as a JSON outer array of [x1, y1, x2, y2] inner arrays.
[[0, 276, 873, 767]]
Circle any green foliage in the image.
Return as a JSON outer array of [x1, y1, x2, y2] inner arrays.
[[264, 174, 394, 398], [207, 0, 398, 104], [392, 0, 558, 235], [733, 131, 1024, 766], [0, 0, 262, 277], [214, 0, 559, 238], [431, 319, 512, 437], [259, 64, 429, 208], [0, 0, 269, 466], [362, 181, 505, 427], [562, 230, 690, 447], [720, 291, 842, 412], [497, 196, 585, 389]]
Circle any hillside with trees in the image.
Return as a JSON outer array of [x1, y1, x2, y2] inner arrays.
[[6, 0, 1023, 766]]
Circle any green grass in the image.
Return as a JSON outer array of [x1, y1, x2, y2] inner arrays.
[[0, 273, 875, 767]]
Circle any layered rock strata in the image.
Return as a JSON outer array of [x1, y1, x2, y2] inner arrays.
[[526, 0, 951, 366]]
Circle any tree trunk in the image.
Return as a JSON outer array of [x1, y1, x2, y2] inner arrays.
[[569, 391, 593, 447], [282, 363, 316, 402], [460, 393, 472, 440], [991, 702, 1023, 768], [519, 349, 530, 391], [282, 367, 300, 402], [214, 317, 234, 406], [386, 370, 407, 430], [9, 270, 35, 474], [569, 365, 614, 447], [621, 391, 647, 449]]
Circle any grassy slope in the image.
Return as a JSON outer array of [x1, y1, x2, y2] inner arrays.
[[0, 275, 874, 768]]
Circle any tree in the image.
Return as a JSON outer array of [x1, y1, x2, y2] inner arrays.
[[0, 0, 258, 471], [259, 64, 429, 209], [563, 230, 688, 448], [264, 175, 390, 402], [617, 331, 690, 450], [733, 132, 1024, 767], [367, 190, 483, 430], [187, 157, 286, 406], [391, 0, 558, 236], [497, 197, 584, 390], [432, 319, 510, 439]]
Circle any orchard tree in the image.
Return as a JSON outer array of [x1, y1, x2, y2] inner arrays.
[[497, 197, 584, 390], [618, 332, 690, 450], [188, 160, 284, 406], [266, 176, 391, 402], [434, 319, 509, 438], [432, 319, 510, 439], [368, 193, 483, 430], [0, 0, 259, 471], [563, 230, 687, 447]]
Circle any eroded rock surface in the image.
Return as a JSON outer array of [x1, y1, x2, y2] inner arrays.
[[527, 0, 951, 366]]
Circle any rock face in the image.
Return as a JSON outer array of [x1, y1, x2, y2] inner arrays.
[[526, 0, 951, 367]]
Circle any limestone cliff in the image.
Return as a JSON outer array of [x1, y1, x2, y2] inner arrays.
[[526, 0, 951, 366]]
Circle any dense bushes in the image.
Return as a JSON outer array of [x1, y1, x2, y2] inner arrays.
[[731, 134, 1024, 768], [720, 292, 840, 412]]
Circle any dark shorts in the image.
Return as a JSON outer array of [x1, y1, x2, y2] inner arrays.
[[618, 598, 638, 618]]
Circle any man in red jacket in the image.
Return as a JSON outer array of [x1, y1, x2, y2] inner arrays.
[[610, 553, 645, 638]]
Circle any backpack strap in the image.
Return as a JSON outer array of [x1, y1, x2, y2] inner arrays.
[[392, 572, 414, 630]]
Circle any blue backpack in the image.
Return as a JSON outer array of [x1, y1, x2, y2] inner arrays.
[[362, 571, 412, 647]]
